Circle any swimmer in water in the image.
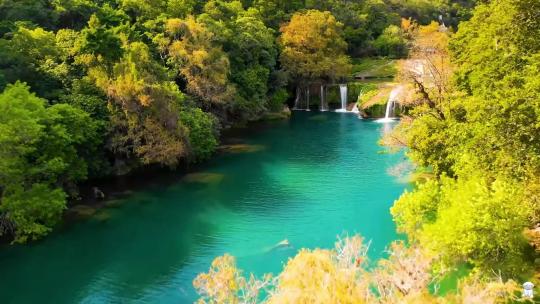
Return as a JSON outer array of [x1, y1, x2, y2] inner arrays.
[[267, 239, 292, 252], [276, 239, 290, 247]]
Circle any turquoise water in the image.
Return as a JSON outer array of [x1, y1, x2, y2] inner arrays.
[[0, 112, 407, 303]]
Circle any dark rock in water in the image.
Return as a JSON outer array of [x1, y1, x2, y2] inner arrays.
[[359, 110, 369, 119], [93, 187, 105, 199]]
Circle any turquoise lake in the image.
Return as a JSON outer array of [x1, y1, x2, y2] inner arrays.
[[0, 112, 408, 303]]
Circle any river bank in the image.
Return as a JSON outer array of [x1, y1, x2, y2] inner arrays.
[[64, 114, 294, 225]]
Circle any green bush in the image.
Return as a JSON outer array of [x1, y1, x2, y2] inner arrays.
[[373, 25, 407, 59], [180, 107, 219, 162]]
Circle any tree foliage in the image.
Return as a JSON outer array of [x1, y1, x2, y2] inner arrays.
[[279, 10, 351, 84], [0, 0, 480, 248], [390, 0, 540, 278], [195, 235, 520, 303], [0, 83, 100, 242]]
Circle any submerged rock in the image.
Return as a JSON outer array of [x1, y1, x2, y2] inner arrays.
[[104, 199, 124, 208], [218, 144, 266, 154], [182, 172, 225, 184], [93, 211, 112, 222], [260, 106, 292, 121], [308, 114, 328, 121], [68, 205, 97, 218]]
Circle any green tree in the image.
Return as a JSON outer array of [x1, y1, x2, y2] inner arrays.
[[392, 176, 533, 275], [0, 82, 100, 242], [88, 42, 189, 168], [373, 25, 408, 58], [0, 0, 57, 31], [200, 4, 279, 119], [180, 107, 218, 161], [0, 26, 67, 99], [390, 0, 540, 278]]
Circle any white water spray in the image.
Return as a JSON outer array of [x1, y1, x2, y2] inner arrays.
[[351, 102, 359, 113], [336, 84, 348, 112], [376, 86, 402, 123]]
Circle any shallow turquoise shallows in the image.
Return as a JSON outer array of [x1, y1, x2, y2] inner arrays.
[[0, 112, 408, 304]]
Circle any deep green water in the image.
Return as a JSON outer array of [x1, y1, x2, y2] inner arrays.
[[0, 112, 408, 304]]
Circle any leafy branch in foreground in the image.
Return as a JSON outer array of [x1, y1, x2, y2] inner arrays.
[[194, 235, 519, 304]]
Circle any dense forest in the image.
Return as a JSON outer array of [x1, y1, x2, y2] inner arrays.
[[2, 0, 540, 302], [0, 0, 475, 242]]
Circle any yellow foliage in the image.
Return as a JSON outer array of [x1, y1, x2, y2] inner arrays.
[[268, 249, 368, 304], [165, 17, 235, 104], [279, 10, 351, 82], [166, 18, 183, 37], [194, 236, 520, 304], [194, 254, 241, 304], [86, 42, 188, 166], [401, 18, 412, 31]]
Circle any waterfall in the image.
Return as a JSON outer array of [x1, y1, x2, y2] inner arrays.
[[351, 102, 359, 113], [377, 86, 402, 123], [384, 99, 393, 119], [320, 85, 328, 111], [351, 91, 361, 114], [306, 87, 310, 111], [293, 87, 300, 110], [336, 84, 348, 112]]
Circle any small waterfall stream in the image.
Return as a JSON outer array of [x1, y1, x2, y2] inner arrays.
[[377, 86, 402, 123], [320, 85, 328, 111], [384, 99, 393, 119], [351, 102, 359, 113], [306, 87, 310, 111], [337, 84, 348, 112], [293, 87, 300, 110]]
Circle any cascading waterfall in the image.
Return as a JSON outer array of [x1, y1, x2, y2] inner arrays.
[[377, 86, 402, 123], [336, 84, 348, 112], [351, 102, 359, 113], [351, 90, 361, 114]]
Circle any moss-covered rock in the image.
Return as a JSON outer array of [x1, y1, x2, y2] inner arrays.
[[259, 106, 291, 121]]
